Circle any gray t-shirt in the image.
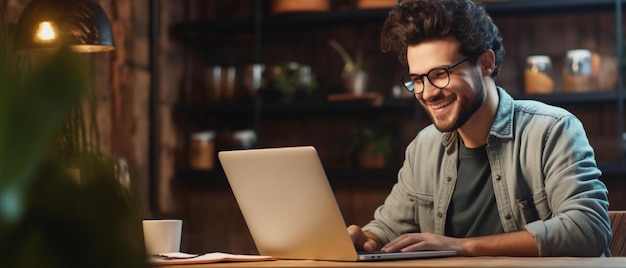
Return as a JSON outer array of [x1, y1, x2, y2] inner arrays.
[[445, 142, 504, 238]]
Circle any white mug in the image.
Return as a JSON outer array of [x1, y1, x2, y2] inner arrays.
[[142, 219, 182, 255]]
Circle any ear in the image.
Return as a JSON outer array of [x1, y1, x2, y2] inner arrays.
[[478, 49, 496, 76]]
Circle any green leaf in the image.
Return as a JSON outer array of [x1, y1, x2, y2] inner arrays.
[[0, 48, 85, 223]]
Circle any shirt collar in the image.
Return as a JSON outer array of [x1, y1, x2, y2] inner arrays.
[[441, 86, 514, 147], [490, 86, 514, 139]]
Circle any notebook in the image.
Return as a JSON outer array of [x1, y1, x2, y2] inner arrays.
[[218, 146, 457, 261]]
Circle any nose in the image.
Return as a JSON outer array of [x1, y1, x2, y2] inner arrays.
[[419, 81, 442, 100]]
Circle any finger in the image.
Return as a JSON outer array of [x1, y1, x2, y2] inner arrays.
[[399, 240, 436, 252], [346, 225, 362, 243], [401, 244, 436, 252], [362, 239, 377, 252], [347, 224, 370, 250], [347, 225, 360, 234], [382, 234, 425, 252]]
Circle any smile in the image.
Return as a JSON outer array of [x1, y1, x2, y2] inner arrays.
[[430, 98, 454, 110]]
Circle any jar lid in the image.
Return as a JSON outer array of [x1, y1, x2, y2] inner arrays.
[[192, 131, 215, 141], [233, 130, 257, 142], [566, 49, 591, 59], [526, 55, 551, 65]]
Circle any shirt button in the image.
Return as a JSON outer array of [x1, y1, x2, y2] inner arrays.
[[437, 212, 443, 218], [495, 175, 502, 181], [446, 177, 452, 182], [505, 214, 511, 220]]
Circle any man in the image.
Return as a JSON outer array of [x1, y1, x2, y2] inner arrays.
[[348, 0, 611, 257]]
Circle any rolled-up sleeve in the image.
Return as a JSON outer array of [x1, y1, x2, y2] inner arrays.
[[525, 115, 611, 257]]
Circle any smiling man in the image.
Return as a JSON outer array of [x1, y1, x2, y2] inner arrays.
[[348, 0, 611, 257]]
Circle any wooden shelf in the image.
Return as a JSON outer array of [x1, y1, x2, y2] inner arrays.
[[177, 161, 626, 190], [483, 0, 616, 16], [170, 0, 618, 43], [513, 91, 623, 104], [176, 166, 400, 190], [179, 97, 416, 118], [179, 90, 624, 119]]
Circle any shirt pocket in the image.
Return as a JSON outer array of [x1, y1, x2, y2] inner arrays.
[[410, 192, 435, 231], [516, 189, 551, 224], [532, 190, 551, 220]]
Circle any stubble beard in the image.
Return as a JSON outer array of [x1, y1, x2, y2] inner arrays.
[[425, 73, 485, 133]]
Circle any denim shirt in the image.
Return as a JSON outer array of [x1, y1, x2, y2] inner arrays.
[[362, 87, 611, 257]]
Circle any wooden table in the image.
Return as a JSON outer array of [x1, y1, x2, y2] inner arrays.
[[165, 257, 626, 267]]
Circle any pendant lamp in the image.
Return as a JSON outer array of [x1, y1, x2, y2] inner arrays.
[[14, 0, 115, 54]]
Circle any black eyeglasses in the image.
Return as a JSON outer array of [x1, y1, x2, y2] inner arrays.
[[399, 57, 470, 94]]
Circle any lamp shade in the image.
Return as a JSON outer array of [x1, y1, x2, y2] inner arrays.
[[14, 0, 115, 54]]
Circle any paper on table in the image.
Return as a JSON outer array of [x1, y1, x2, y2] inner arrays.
[[150, 252, 276, 266]]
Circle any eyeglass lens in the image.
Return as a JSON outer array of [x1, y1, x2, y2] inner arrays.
[[402, 69, 451, 93], [400, 57, 469, 94]]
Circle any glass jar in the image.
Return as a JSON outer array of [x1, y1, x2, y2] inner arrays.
[[524, 55, 554, 94], [189, 131, 215, 170], [232, 129, 257, 149], [562, 49, 593, 92]]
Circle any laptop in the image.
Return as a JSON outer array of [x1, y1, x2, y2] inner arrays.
[[218, 146, 457, 261]]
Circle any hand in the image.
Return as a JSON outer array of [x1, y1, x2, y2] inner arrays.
[[381, 232, 464, 255], [346, 225, 379, 252]]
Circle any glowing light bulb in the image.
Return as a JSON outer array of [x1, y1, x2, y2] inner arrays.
[[36, 21, 56, 42]]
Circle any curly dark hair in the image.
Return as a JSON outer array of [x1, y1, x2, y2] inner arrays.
[[381, 0, 504, 77]]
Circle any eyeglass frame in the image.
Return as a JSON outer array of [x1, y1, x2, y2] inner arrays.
[[399, 56, 471, 94]]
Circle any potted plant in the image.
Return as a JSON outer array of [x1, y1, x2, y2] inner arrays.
[[0, 10, 146, 266], [328, 39, 368, 95], [356, 0, 396, 9], [271, 0, 330, 14], [259, 61, 317, 102], [342, 122, 396, 168]]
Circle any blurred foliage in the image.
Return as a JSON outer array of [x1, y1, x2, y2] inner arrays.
[[0, 8, 147, 268], [328, 39, 363, 79], [340, 120, 398, 168], [259, 62, 318, 102], [342, 121, 397, 158]]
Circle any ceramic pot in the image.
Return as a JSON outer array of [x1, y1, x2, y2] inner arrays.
[[356, 0, 396, 9], [271, 0, 330, 14]]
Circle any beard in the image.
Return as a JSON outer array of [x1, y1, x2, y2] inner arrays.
[[425, 72, 485, 132]]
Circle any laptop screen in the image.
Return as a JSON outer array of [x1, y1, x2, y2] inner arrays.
[[219, 146, 456, 261]]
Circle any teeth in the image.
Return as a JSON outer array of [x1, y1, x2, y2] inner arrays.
[[431, 99, 453, 109]]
